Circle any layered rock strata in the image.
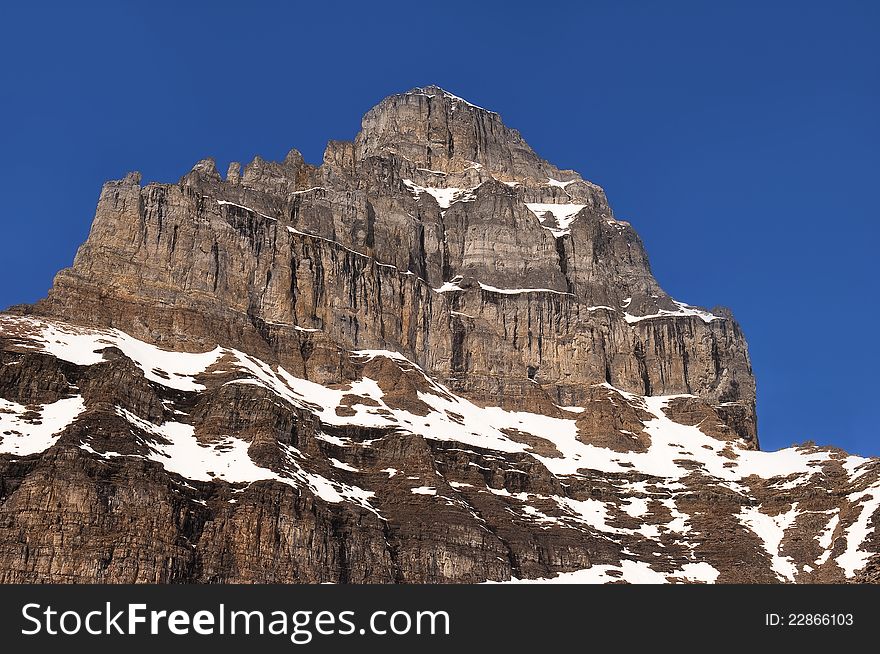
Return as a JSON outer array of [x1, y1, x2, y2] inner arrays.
[[1, 86, 875, 583]]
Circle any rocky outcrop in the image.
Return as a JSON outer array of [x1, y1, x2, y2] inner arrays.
[[37, 86, 755, 441], [1, 86, 876, 583]]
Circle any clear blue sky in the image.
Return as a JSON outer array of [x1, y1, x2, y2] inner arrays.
[[0, 1, 876, 455]]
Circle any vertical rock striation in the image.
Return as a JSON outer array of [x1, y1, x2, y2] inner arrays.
[[0, 86, 875, 583]]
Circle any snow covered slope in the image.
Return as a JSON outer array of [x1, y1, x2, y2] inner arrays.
[[1, 314, 876, 583]]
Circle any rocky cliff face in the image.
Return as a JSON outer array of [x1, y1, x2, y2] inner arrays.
[[1, 86, 876, 583]]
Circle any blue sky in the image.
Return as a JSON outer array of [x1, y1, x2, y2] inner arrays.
[[0, 1, 877, 455]]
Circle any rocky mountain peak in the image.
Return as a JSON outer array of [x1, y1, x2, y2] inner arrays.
[[406, 85, 499, 113], [354, 85, 562, 181], [1, 86, 877, 585]]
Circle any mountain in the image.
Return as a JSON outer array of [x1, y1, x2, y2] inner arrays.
[[0, 85, 877, 583]]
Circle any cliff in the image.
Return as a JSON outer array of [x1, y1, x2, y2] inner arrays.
[[0, 86, 876, 583]]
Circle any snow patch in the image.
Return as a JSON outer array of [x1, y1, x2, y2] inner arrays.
[[815, 513, 839, 566], [493, 560, 719, 584], [434, 276, 464, 293], [112, 406, 376, 512], [557, 405, 585, 414], [622, 497, 649, 518], [739, 503, 801, 582], [411, 486, 437, 495], [624, 300, 721, 324], [0, 396, 86, 456], [217, 200, 277, 220], [18, 318, 223, 392], [843, 455, 874, 481], [525, 203, 586, 237], [836, 489, 880, 578], [403, 180, 476, 210], [478, 282, 574, 296], [330, 458, 359, 472]]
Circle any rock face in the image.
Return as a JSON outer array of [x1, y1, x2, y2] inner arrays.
[[0, 86, 877, 583]]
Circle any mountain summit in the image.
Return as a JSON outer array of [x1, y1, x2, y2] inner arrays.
[[0, 87, 877, 583], [355, 85, 560, 179]]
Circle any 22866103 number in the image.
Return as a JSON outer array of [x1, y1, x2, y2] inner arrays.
[[788, 613, 853, 626], [765, 613, 854, 626]]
